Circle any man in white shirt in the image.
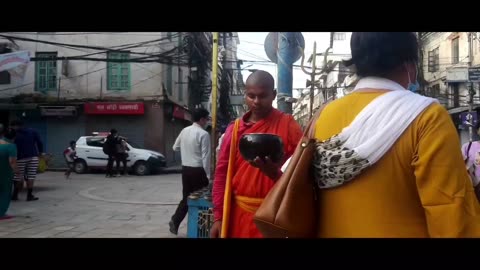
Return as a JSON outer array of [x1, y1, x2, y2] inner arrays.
[[169, 108, 211, 235]]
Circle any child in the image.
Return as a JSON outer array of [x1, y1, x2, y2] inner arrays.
[[64, 140, 77, 179]]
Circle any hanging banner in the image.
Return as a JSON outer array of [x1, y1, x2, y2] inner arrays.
[[0, 50, 31, 84], [0, 50, 30, 72]]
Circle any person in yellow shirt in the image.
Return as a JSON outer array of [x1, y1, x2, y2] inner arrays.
[[312, 32, 480, 238]]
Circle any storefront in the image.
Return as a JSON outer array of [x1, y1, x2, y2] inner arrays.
[[39, 105, 85, 168], [84, 102, 146, 147]]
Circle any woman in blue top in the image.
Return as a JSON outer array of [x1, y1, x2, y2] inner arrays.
[[0, 125, 17, 220]]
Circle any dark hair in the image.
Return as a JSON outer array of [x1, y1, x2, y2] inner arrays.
[[193, 108, 209, 122], [344, 32, 419, 77], [4, 128, 16, 140], [10, 119, 24, 127], [70, 140, 76, 145], [110, 129, 118, 135]]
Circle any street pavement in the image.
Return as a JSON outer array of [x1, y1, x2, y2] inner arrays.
[[0, 171, 190, 238]]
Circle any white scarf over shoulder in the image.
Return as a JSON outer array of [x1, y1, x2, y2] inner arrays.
[[340, 77, 438, 164], [282, 77, 438, 188]]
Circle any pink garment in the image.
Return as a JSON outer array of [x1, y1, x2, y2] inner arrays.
[[461, 141, 480, 186]]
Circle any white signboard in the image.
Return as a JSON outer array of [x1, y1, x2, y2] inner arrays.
[[446, 67, 469, 82]]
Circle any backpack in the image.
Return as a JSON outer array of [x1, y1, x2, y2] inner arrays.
[[103, 137, 115, 155]]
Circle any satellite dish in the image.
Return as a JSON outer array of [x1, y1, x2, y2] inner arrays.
[[264, 32, 305, 64]]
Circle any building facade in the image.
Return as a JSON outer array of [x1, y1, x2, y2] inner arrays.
[[0, 32, 214, 168], [419, 32, 480, 144], [293, 32, 352, 127]]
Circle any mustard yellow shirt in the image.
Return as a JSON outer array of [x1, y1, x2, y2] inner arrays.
[[314, 91, 480, 238]]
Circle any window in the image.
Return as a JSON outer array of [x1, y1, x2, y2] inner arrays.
[[86, 138, 105, 147], [0, 71, 10, 85], [428, 47, 440, 72], [333, 32, 346, 41], [452, 37, 459, 64], [35, 52, 57, 91], [107, 52, 131, 91]]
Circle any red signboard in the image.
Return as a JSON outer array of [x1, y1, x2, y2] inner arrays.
[[84, 102, 144, 115], [173, 105, 185, 119], [172, 105, 192, 121]]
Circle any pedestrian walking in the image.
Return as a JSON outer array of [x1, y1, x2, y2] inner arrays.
[[10, 120, 44, 201], [63, 140, 77, 179], [169, 108, 211, 235], [461, 122, 480, 201], [103, 129, 120, 178]]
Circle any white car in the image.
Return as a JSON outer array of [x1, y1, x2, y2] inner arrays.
[[73, 135, 167, 176]]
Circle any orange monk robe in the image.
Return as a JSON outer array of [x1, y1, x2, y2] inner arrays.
[[212, 108, 303, 238], [314, 91, 480, 237]]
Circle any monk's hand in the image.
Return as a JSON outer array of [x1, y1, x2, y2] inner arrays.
[[250, 156, 282, 181], [210, 220, 222, 238]]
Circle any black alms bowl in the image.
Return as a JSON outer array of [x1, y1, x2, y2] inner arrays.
[[239, 133, 284, 163]]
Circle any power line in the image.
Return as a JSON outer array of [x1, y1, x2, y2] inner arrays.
[[130, 68, 171, 88], [237, 48, 270, 61], [0, 66, 109, 92], [240, 40, 265, 46], [0, 33, 182, 56], [0, 62, 169, 93], [5, 32, 170, 36], [27, 44, 191, 65]]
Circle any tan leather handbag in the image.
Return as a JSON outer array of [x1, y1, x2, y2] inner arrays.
[[253, 104, 328, 238]]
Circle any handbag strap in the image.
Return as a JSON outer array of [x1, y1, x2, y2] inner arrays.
[[220, 119, 240, 238]]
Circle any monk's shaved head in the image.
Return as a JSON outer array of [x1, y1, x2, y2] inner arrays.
[[244, 70, 276, 120], [245, 70, 275, 92]]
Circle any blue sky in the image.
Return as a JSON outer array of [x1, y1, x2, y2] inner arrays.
[[236, 32, 335, 98]]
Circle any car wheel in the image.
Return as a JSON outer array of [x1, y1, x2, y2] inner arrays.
[[74, 159, 88, 174], [133, 161, 150, 176]]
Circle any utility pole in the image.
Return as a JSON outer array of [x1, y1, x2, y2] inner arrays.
[[468, 32, 475, 142], [211, 32, 219, 180], [264, 32, 304, 114], [277, 32, 298, 114]]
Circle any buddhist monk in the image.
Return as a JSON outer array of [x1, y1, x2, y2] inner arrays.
[[210, 70, 303, 238]]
